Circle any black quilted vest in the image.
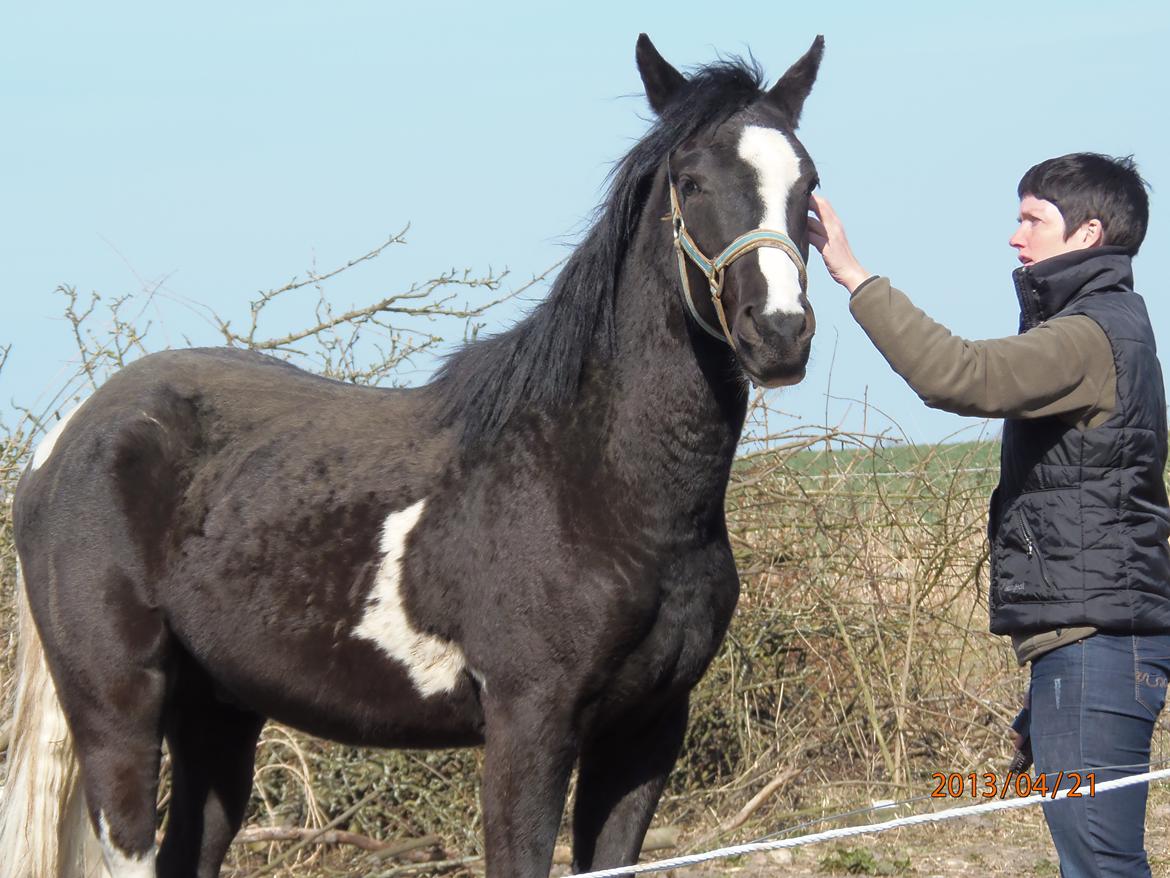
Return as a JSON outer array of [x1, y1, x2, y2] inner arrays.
[[988, 247, 1170, 635]]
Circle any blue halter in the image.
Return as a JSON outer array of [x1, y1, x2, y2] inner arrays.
[[667, 170, 808, 347]]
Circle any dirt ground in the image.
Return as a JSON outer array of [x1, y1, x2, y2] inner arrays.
[[224, 786, 1170, 877], [551, 790, 1170, 878]]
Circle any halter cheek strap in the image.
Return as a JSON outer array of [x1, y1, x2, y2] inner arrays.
[[668, 172, 809, 348]]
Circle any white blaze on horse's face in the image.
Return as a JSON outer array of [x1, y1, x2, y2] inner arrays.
[[354, 499, 467, 696], [737, 124, 805, 317]]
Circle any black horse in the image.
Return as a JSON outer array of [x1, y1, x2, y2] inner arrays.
[[0, 34, 822, 878]]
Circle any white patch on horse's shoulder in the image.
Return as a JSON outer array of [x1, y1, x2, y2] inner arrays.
[[354, 499, 467, 697], [737, 125, 804, 316], [30, 403, 84, 471], [97, 812, 156, 877]]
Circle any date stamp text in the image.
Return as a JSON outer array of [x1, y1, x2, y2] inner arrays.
[[930, 771, 1097, 800]]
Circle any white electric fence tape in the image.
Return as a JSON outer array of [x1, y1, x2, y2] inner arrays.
[[569, 766, 1170, 878]]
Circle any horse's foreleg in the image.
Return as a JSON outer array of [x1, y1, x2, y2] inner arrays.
[[480, 696, 578, 878], [570, 696, 689, 876], [157, 665, 265, 878]]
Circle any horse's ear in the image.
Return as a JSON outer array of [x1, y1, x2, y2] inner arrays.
[[636, 34, 686, 115], [766, 35, 824, 128]]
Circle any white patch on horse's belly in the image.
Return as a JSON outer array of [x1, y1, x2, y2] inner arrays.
[[737, 125, 804, 316], [354, 499, 467, 696], [30, 403, 83, 471], [98, 812, 157, 877]]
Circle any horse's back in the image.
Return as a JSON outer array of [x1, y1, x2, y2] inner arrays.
[[18, 346, 429, 502], [15, 344, 443, 576]]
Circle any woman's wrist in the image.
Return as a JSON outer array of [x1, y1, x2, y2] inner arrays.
[[842, 267, 872, 294]]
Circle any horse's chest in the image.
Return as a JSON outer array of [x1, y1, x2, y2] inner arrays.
[[613, 563, 739, 704]]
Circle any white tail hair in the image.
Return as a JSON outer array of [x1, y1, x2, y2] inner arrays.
[[0, 563, 106, 878]]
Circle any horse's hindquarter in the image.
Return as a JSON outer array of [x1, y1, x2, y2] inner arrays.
[[19, 349, 484, 748]]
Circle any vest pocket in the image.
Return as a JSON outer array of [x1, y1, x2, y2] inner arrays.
[[1019, 515, 1058, 593], [993, 504, 1061, 603]]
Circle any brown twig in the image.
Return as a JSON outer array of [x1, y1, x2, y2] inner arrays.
[[720, 768, 799, 837], [241, 787, 380, 878], [234, 826, 440, 856], [551, 826, 680, 865]]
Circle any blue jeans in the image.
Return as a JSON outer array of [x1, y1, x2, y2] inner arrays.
[[1027, 632, 1170, 877]]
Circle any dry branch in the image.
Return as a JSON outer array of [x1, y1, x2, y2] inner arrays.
[[233, 826, 441, 857], [699, 767, 800, 844], [239, 787, 381, 878], [551, 826, 680, 865]]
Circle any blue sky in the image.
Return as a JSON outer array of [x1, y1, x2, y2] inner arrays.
[[3, 1, 1168, 444]]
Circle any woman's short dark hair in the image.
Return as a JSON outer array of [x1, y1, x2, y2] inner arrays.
[[1018, 153, 1150, 255]]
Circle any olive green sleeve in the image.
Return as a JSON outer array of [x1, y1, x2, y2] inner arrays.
[[848, 277, 1116, 425]]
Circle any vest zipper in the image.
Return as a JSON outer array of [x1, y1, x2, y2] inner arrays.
[[1018, 514, 1056, 592]]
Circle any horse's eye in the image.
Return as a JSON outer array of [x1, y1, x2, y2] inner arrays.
[[680, 178, 701, 198]]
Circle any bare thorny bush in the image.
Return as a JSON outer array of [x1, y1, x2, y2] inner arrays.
[[1, 238, 1126, 875], [669, 416, 1014, 832]]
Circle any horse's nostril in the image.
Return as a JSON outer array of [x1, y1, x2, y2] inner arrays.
[[736, 304, 764, 345], [801, 303, 817, 339], [775, 311, 811, 342]]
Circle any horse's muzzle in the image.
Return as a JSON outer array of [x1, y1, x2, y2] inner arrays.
[[734, 300, 815, 387]]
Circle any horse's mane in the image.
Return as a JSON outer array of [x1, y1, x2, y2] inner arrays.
[[433, 58, 766, 450]]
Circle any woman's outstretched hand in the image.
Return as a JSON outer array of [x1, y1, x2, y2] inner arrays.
[[808, 193, 872, 294]]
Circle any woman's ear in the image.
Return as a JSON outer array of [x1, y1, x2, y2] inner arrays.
[[1078, 218, 1105, 248]]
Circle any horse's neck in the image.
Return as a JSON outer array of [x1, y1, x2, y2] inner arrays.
[[593, 254, 747, 523]]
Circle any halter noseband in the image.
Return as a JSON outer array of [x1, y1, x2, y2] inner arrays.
[[668, 168, 809, 348]]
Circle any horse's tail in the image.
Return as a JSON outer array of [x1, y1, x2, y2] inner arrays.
[[0, 562, 105, 878]]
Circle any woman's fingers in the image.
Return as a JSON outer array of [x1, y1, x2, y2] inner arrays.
[[806, 192, 870, 293]]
